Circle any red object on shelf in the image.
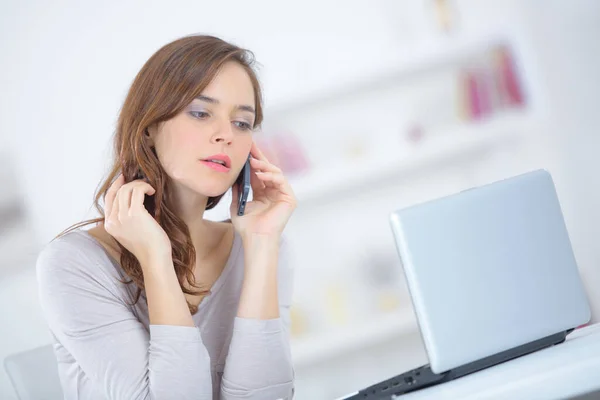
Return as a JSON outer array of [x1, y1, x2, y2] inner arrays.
[[495, 46, 525, 108], [406, 124, 425, 144], [477, 69, 493, 117], [253, 136, 281, 168], [254, 132, 310, 176], [270, 133, 310, 175], [467, 70, 482, 120]]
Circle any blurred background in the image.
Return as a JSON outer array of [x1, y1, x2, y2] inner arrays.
[[1, 0, 599, 399]]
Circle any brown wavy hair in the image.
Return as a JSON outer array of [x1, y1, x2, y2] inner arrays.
[[56, 34, 263, 314]]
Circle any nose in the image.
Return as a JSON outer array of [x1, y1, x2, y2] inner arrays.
[[210, 117, 234, 146]]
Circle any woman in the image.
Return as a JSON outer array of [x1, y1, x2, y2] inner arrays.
[[36, 34, 297, 400]]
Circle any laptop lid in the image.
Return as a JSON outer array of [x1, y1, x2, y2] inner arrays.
[[389, 169, 590, 374]]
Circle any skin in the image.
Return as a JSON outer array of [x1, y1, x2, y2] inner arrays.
[[88, 61, 297, 326]]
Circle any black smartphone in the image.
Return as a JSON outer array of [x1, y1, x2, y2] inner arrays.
[[236, 156, 251, 216]]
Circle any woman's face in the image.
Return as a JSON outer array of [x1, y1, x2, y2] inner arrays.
[[149, 61, 256, 199]]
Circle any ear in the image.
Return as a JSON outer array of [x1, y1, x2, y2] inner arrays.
[[144, 125, 157, 145]]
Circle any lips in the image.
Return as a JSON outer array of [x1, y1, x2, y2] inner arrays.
[[201, 154, 231, 168], [199, 153, 232, 173], [200, 160, 230, 172]]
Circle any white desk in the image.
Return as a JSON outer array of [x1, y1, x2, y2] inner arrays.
[[400, 323, 600, 400]]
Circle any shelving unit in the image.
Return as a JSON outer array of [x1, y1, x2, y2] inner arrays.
[[289, 110, 533, 204], [264, 33, 519, 118], [291, 308, 418, 368]]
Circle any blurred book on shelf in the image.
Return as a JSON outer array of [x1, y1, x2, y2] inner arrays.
[[254, 131, 311, 177], [431, 0, 460, 33], [458, 44, 526, 122]]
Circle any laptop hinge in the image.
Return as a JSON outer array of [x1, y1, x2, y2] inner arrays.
[[442, 329, 571, 382]]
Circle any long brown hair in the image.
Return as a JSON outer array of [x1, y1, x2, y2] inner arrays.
[[56, 34, 263, 314]]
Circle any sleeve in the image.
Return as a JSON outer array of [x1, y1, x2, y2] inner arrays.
[[220, 236, 295, 399], [36, 238, 213, 400]]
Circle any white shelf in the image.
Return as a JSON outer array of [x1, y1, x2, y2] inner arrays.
[[291, 309, 418, 368], [289, 111, 533, 204], [265, 33, 514, 118]]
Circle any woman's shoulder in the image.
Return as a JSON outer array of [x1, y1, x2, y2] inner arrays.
[[37, 228, 96, 263], [36, 227, 127, 291], [36, 228, 140, 334]]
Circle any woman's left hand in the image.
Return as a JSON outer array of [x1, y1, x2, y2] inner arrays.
[[230, 142, 297, 238]]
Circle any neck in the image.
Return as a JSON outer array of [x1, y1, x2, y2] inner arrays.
[[170, 185, 221, 259]]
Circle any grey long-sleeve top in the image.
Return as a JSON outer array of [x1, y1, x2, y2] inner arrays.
[[35, 229, 295, 399]]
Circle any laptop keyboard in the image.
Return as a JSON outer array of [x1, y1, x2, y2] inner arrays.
[[344, 364, 446, 399]]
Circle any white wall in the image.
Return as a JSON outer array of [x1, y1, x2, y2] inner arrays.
[[519, 0, 600, 324]]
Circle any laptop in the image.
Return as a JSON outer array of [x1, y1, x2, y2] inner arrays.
[[341, 169, 591, 399]]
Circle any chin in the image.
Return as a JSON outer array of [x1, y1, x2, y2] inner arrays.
[[169, 171, 233, 198], [188, 182, 231, 198]]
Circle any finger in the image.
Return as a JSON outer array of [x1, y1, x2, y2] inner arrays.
[[249, 162, 266, 195], [118, 185, 134, 219], [254, 171, 286, 187], [123, 181, 156, 212], [130, 184, 155, 214], [255, 171, 294, 196], [250, 141, 269, 163], [109, 187, 121, 224], [129, 180, 155, 193], [230, 181, 239, 213], [105, 174, 124, 217], [249, 157, 281, 174]]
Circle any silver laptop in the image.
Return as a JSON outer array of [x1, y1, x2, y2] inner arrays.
[[343, 169, 591, 399]]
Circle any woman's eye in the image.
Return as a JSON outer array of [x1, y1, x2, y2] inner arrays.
[[234, 121, 252, 131], [190, 111, 209, 119]]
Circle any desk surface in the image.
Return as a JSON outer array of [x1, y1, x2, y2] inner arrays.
[[400, 323, 600, 400]]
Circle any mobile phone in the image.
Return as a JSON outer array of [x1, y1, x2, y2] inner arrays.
[[236, 156, 251, 216]]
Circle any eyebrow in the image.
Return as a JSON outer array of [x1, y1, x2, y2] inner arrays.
[[195, 95, 255, 114]]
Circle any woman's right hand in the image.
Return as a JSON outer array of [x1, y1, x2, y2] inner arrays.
[[104, 174, 172, 267]]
